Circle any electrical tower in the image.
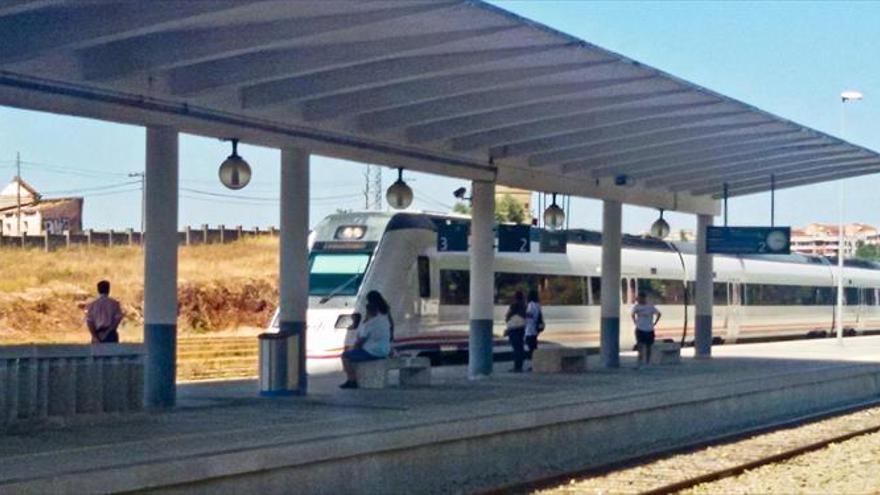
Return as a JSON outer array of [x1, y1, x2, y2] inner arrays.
[[363, 164, 383, 210]]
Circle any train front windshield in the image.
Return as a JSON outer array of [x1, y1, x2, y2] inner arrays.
[[308, 252, 371, 297]]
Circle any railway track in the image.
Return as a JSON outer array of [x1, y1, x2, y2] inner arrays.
[[176, 336, 258, 382], [531, 400, 880, 495]]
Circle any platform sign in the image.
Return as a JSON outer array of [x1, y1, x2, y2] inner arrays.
[[540, 230, 567, 253], [498, 225, 531, 253], [437, 223, 468, 252], [706, 226, 791, 255]]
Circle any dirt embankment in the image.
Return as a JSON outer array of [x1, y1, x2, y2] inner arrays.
[[0, 238, 280, 344]]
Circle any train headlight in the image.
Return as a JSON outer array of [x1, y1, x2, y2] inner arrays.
[[335, 313, 361, 329], [334, 225, 366, 240]]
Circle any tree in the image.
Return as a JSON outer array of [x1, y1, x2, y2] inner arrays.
[[495, 193, 527, 224], [856, 243, 880, 261], [451, 194, 528, 224]]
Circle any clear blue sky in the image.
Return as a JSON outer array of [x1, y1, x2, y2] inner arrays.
[[0, 1, 878, 234]]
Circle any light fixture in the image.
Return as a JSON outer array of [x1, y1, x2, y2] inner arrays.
[[218, 138, 251, 190], [650, 209, 671, 239], [386, 167, 413, 210], [453, 187, 468, 200], [841, 90, 864, 102], [543, 193, 565, 230]]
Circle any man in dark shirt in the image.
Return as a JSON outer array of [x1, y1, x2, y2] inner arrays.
[[85, 280, 124, 343]]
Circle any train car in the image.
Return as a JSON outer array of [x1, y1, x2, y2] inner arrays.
[[268, 211, 880, 363]]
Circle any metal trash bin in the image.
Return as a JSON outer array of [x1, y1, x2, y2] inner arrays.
[[258, 332, 301, 395]]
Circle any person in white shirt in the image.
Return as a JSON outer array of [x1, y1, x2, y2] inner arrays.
[[340, 301, 391, 389], [525, 289, 543, 361], [631, 291, 662, 367]]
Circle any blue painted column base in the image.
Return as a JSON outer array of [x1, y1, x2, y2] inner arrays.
[[259, 321, 307, 396], [144, 323, 177, 409], [468, 319, 494, 378], [600, 317, 620, 368], [695, 315, 713, 358]]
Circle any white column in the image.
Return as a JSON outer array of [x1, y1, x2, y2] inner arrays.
[[143, 126, 178, 409], [262, 147, 309, 395], [468, 180, 495, 378], [695, 214, 714, 358], [600, 200, 622, 368]]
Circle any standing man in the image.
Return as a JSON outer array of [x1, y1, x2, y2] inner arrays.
[[86, 280, 124, 343], [631, 291, 661, 368]]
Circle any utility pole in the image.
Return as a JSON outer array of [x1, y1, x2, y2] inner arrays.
[[128, 171, 145, 237], [363, 165, 371, 209], [15, 151, 21, 237], [371, 165, 382, 210]]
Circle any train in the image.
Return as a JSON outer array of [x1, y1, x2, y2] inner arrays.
[[269, 211, 880, 362]]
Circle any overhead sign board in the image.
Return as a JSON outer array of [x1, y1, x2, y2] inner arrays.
[[498, 225, 531, 253], [706, 226, 791, 255], [540, 230, 567, 253], [437, 223, 468, 252]]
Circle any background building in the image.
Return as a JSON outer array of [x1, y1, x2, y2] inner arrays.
[[790, 223, 880, 258], [0, 177, 83, 236]]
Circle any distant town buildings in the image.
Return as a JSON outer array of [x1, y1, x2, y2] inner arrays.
[[790, 223, 879, 258], [0, 177, 83, 236]]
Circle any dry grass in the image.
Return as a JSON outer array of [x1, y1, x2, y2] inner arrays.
[[0, 237, 279, 344]]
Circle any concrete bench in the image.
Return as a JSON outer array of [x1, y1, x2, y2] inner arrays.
[[532, 347, 588, 373], [0, 344, 144, 428], [354, 356, 431, 389], [650, 341, 682, 365]]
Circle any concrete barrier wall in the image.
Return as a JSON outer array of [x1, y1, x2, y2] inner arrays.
[[0, 344, 144, 429], [0, 226, 277, 251]]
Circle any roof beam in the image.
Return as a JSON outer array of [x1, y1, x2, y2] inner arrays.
[[561, 130, 803, 175], [166, 26, 513, 96], [239, 45, 570, 109], [529, 120, 772, 168], [355, 76, 652, 131], [490, 106, 740, 159], [1, 1, 256, 65], [412, 90, 701, 145], [715, 162, 880, 198], [299, 61, 612, 122], [590, 136, 828, 179], [78, 3, 455, 81], [689, 155, 880, 195], [662, 148, 864, 189]]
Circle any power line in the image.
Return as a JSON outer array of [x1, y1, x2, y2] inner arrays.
[[40, 180, 141, 195]]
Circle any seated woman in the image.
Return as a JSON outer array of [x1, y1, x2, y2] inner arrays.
[[339, 301, 391, 389]]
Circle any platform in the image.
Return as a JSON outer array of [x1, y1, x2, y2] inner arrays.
[[2, 337, 880, 494]]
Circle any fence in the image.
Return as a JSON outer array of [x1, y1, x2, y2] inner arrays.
[[0, 225, 278, 251]]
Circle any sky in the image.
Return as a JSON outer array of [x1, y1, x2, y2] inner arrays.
[[0, 1, 878, 235]]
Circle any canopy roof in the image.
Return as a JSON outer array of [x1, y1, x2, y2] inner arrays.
[[2, 0, 877, 215]]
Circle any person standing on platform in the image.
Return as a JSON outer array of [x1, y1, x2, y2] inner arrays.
[[504, 290, 528, 373], [525, 289, 543, 362], [631, 291, 661, 368], [85, 280, 124, 343]]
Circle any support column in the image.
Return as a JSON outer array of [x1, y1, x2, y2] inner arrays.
[[272, 147, 309, 394], [600, 200, 622, 368], [143, 126, 178, 409], [468, 180, 495, 378], [695, 214, 714, 358]]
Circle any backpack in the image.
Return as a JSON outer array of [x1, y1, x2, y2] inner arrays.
[[536, 309, 545, 334]]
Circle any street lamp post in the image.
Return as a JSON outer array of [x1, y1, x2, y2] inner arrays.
[[837, 90, 863, 344]]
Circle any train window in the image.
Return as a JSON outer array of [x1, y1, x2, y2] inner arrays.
[[867, 289, 879, 306], [637, 279, 687, 305], [845, 287, 859, 305], [439, 270, 469, 305], [590, 277, 601, 305], [417, 256, 430, 298], [495, 273, 587, 305], [713, 282, 728, 305], [744, 284, 834, 306]]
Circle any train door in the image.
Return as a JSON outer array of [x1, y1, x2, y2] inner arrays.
[[726, 279, 743, 342], [857, 287, 866, 330]]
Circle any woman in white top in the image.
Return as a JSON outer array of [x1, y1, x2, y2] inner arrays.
[[525, 289, 542, 361], [340, 301, 391, 389]]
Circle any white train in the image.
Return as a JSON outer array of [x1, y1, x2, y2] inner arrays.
[[270, 211, 880, 362]]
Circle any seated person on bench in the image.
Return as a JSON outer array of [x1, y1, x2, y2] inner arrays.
[[339, 300, 391, 389]]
